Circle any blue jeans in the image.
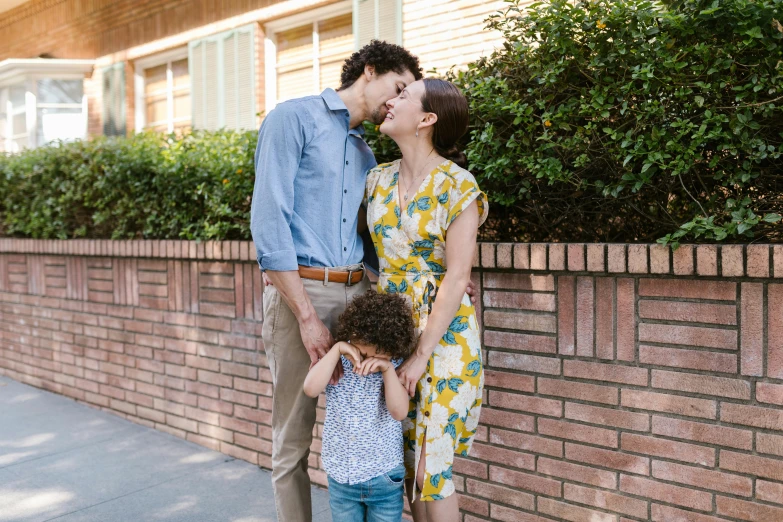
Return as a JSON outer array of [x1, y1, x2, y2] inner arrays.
[[327, 464, 406, 522]]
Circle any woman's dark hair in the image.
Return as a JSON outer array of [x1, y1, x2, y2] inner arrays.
[[421, 78, 470, 169], [334, 291, 416, 360], [339, 40, 422, 90]]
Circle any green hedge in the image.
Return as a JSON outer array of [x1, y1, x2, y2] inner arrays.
[[0, 131, 255, 240]]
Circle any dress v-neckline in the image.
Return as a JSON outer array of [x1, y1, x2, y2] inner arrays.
[[395, 158, 449, 216]]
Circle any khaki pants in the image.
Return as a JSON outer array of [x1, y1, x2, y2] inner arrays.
[[262, 265, 370, 522]]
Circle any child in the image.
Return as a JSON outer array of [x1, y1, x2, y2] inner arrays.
[[303, 291, 416, 522]]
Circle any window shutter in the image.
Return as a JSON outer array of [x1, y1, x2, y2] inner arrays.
[[190, 25, 255, 131], [354, 0, 401, 49], [102, 63, 126, 136]]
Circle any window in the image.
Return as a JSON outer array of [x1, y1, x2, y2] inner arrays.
[[134, 49, 191, 134], [265, 2, 354, 109], [102, 63, 126, 137], [189, 25, 256, 131], [354, 0, 401, 50], [0, 58, 92, 153]]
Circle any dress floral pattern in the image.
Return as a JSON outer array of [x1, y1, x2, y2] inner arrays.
[[364, 158, 488, 501]]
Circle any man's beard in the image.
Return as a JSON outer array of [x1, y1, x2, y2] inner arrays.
[[370, 106, 386, 125]]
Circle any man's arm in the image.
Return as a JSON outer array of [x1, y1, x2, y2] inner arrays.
[[250, 104, 336, 373]]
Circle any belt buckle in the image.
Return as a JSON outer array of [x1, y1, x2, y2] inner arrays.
[[345, 269, 355, 287]]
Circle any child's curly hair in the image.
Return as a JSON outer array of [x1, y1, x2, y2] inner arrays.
[[334, 291, 417, 359]]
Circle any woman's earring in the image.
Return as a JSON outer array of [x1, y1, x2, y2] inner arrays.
[[415, 129, 419, 138]]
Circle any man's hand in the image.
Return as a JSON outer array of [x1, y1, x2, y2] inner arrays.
[[299, 315, 341, 383], [465, 279, 478, 305]]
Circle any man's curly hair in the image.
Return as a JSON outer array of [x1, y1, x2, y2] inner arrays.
[[334, 291, 417, 359], [338, 40, 423, 90]]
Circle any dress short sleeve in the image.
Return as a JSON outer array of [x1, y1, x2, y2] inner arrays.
[[446, 170, 489, 229]]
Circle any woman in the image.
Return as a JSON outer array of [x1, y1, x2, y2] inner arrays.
[[363, 78, 488, 521]]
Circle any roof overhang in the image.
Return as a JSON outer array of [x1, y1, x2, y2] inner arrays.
[[0, 59, 96, 87]]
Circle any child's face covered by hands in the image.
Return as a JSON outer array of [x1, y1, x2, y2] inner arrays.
[[350, 341, 393, 376]]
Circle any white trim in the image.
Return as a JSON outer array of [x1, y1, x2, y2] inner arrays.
[[133, 47, 190, 133], [264, 1, 352, 112], [0, 59, 94, 87], [95, 0, 341, 67]]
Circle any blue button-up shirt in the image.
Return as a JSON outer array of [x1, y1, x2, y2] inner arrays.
[[250, 89, 377, 271], [322, 356, 404, 485]]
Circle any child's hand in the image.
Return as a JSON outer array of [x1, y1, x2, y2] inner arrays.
[[356, 357, 392, 377], [335, 341, 362, 368]]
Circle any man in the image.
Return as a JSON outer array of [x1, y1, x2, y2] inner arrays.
[[250, 40, 423, 522]]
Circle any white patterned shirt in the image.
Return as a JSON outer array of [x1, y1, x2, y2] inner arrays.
[[322, 355, 404, 485]]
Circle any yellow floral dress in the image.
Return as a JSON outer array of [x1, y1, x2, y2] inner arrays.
[[364, 158, 488, 501]]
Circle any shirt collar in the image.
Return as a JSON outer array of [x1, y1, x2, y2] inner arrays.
[[321, 88, 365, 136]]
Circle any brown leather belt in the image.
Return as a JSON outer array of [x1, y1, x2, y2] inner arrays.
[[298, 265, 364, 286]]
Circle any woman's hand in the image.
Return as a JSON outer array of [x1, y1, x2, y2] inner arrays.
[[396, 352, 429, 397], [356, 357, 392, 376]]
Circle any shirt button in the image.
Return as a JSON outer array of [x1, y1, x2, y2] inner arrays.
[[427, 377, 432, 383], [344, 247, 347, 251], [344, 189, 348, 194], [424, 411, 430, 417], [346, 160, 349, 165], [343, 218, 347, 223]]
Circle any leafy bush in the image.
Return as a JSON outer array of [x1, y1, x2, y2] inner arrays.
[[447, 0, 783, 244], [0, 130, 256, 240]]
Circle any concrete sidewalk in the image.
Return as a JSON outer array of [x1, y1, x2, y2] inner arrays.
[[0, 375, 332, 522]]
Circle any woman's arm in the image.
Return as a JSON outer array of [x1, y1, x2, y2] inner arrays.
[[303, 341, 361, 398], [398, 201, 480, 395]]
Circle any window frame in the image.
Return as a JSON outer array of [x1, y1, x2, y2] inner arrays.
[[133, 47, 190, 133], [264, 0, 352, 112]]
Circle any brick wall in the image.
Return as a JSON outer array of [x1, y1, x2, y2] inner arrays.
[[2, 239, 783, 521]]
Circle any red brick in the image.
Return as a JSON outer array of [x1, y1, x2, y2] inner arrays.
[[566, 443, 649, 475], [650, 245, 670, 274], [696, 245, 718, 276], [757, 433, 783, 457], [484, 331, 556, 354], [757, 480, 783, 505], [757, 382, 783, 405], [489, 391, 562, 417], [198, 423, 233, 443], [621, 389, 716, 419], [608, 244, 626, 273], [575, 276, 594, 356], [651, 370, 749, 399], [538, 418, 618, 448], [557, 275, 575, 355], [622, 433, 714, 466], [565, 402, 649, 431], [487, 352, 561, 376], [465, 479, 535, 511], [220, 415, 257, 436], [489, 505, 547, 522], [197, 396, 233, 416], [740, 282, 763, 376], [482, 291, 556, 312], [721, 403, 783, 430], [717, 495, 783, 522], [454, 457, 488, 479], [721, 245, 744, 277], [479, 408, 534, 432], [651, 416, 752, 450], [490, 428, 563, 457], [775, 245, 783, 277], [489, 465, 561, 497], [483, 273, 555, 291], [549, 244, 565, 271], [639, 300, 737, 326], [747, 244, 770, 277], [639, 345, 737, 373], [673, 245, 695, 275], [628, 245, 648, 274], [185, 406, 220, 426], [480, 243, 495, 268], [595, 277, 614, 359], [538, 497, 614, 522], [483, 370, 534, 393], [538, 378, 618, 405], [616, 278, 635, 361], [458, 494, 488, 517], [537, 457, 617, 489], [587, 244, 605, 272], [770, 284, 783, 378], [564, 361, 647, 386], [638, 278, 735, 300], [720, 450, 783, 481], [567, 244, 585, 271], [621, 474, 711, 510], [638, 322, 737, 350], [469, 442, 535, 470], [484, 310, 556, 333], [530, 244, 547, 270], [221, 442, 258, 465], [652, 460, 751, 496], [564, 483, 648, 519], [513, 244, 530, 270], [652, 504, 727, 522]]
